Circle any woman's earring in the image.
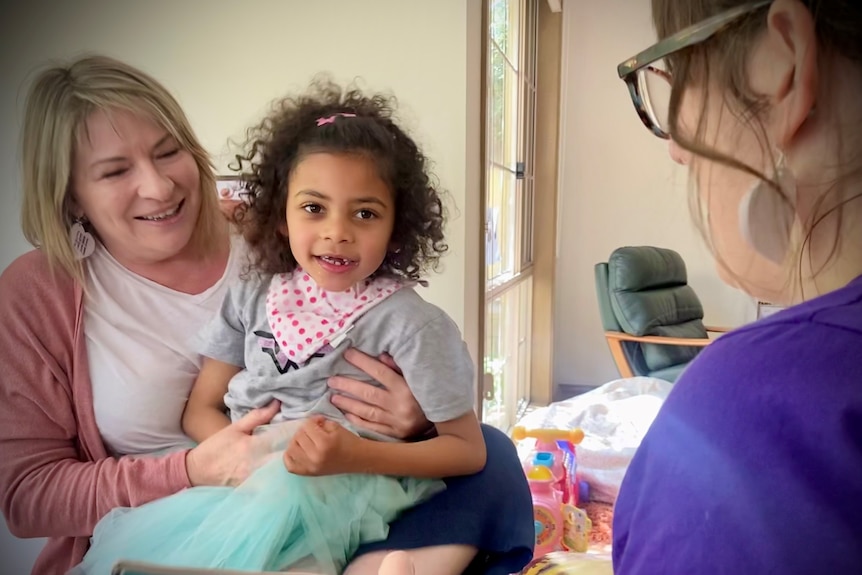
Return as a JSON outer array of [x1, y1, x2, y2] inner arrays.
[[738, 154, 797, 265], [69, 217, 95, 259]]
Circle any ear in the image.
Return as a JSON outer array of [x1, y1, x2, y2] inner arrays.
[[278, 222, 288, 237], [752, 0, 818, 149], [65, 192, 85, 220]]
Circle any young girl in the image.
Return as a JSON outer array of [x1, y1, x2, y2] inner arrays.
[[72, 82, 486, 575]]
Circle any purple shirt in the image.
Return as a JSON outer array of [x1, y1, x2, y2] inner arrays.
[[613, 275, 862, 574]]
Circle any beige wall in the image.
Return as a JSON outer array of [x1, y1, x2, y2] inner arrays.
[[0, 0, 480, 569], [0, 0, 479, 330], [553, 0, 755, 388]]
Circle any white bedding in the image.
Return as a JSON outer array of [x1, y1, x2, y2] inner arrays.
[[515, 377, 672, 504]]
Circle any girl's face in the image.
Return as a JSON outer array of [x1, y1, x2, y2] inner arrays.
[[284, 152, 395, 292], [71, 108, 202, 267]]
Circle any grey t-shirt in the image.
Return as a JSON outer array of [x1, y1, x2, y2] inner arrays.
[[196, 272, 476, 441]]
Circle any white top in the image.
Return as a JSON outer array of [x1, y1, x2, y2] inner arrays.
[[85, 237, 244, 456]]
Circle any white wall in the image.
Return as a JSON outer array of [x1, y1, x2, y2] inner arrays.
[[553, 0, 755, 388], [0, 1, 480, 571]]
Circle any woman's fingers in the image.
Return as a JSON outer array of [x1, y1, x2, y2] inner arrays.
[[377, 353, 402, 375], [342, 348, 406, 391], [329, 391, 391, 426], [185, 401, 285, 487], [328, 375, 389, 404], [342, 412, 397, 438], [332, 347, 430, 439], [232, 400, 280, 434]]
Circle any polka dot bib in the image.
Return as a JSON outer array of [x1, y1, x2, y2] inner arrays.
[[265, 270, 406, 364]]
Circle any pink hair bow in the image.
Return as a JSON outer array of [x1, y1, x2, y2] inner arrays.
[[316, 113, 357, 127]]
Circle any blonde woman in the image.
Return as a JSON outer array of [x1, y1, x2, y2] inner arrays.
[[613, 1, 862, 573], [0, 56, 534, 575]]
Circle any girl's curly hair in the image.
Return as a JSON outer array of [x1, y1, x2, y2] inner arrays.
[[230, 78, 448, 282]]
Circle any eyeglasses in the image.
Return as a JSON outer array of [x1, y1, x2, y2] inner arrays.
[[617, 1, 771, 139]]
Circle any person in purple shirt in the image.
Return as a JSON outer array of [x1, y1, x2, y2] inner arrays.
[[612, 0, 862, 573]]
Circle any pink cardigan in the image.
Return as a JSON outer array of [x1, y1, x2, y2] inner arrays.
[[0, 250, 192, 575]]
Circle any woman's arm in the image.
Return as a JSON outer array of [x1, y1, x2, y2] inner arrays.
[[0, 254, 190, 538], [182, 358, 240, 442], [285, 411, 487, 478], [0, 253, 277, 539]]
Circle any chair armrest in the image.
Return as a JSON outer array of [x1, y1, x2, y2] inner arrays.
[[705, 325, 733, 333], [604, 331, 713, 347]]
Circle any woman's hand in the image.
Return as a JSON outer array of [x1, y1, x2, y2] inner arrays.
[[327, 349, 432, 440], [185, 400, 280, 487]]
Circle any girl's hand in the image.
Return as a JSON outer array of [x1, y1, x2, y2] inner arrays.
[[185, 400, 280, 487], [283, 416, 361, 476], [327, 349, 432, 440]]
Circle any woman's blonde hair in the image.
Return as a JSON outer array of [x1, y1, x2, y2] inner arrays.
[[20, 54, 224, 283]]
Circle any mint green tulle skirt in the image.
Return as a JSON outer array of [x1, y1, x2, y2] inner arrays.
[[72, 459, 444, 574]]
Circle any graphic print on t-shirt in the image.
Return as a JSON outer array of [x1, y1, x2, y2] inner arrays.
[[254, 330, 329, 374]]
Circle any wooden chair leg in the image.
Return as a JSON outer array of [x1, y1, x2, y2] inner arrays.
[[606, 337, 634, 378]]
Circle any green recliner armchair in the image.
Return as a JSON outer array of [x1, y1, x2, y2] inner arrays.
[[594, 246, 728, 383]]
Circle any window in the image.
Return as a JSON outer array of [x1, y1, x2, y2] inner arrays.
[[481, 0, 538, 430]]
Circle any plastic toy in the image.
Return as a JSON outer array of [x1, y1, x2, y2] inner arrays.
[[512, 426, 590, 506], [511, 426, 585, 445], [513, 426, 592, 555], [519, 551, 612, 575], [528, 464, 564, 557]]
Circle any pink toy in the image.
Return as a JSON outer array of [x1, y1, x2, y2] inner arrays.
[[526, 466, 564, 557], [531, 451, 565, 501], [514, 426, 593, 556], [512, 426, 589, 505]]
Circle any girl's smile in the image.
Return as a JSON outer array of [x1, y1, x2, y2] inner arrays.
[[315, 254, 359, 274]]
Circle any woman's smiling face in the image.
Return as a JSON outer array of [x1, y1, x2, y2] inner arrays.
[[71, 108, 202, 266]]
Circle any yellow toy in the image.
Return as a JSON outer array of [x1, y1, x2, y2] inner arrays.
[[519, 551, 613, 575], [512, 426, 585, 445]]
